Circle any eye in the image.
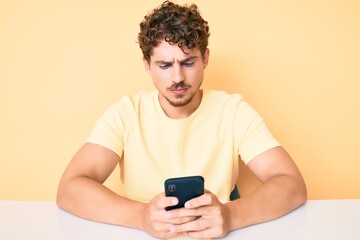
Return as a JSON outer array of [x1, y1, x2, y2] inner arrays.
[[159, 64, 171, 69], [182, 62, 195, 67]]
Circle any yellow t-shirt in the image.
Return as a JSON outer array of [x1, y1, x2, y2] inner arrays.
[[87, 90, 280, 202]]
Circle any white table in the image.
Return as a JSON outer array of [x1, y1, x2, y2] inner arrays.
[[0, 200, 359, 239]]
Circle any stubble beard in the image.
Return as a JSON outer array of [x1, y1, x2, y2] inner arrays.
[[165, 93, 194, 107], [163, 80, 203, 107], [165, 81, 194, 107]]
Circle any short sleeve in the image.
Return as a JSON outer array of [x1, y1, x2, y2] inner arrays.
[[86, 97, 130, 157], [236, 101, 281, 164]]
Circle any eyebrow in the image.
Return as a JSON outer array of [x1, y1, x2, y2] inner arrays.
[[154, 56, 198, 65]]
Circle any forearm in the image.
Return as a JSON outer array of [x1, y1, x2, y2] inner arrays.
[[226, 174, 307, 230], [56, 176, 145, 229]]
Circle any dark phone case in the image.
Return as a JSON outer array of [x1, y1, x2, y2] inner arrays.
[[164, 176, 204, 211]]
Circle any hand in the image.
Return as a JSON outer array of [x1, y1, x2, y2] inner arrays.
[[167, 190, 232, 239], [141, 193, 198, 239]]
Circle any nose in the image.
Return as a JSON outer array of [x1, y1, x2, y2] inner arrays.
[[173, 65, 185, 83]]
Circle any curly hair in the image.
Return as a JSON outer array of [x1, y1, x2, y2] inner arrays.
[[138, 1, 210, 62]]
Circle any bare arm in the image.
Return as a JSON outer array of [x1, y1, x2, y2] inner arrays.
[[167, 146, 307, 238], [57, 143, 192, 239], [56, 143, 144, 228], [226, 146, 307, 230]]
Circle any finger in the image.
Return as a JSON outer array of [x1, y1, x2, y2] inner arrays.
[[167, 216, 198, 224], [204, 189, 212, 194], [186, 227, 220, 239], [155, 193, 178, 210], [151, 228, 184, 239], [166, 206, 202, 219], [170, 217, 208, 233], [185, 193, 214, 208], [185, 219, 228, 239]]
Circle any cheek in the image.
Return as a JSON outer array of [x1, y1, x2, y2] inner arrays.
[[188, 69, 204, 83], [151, 71, 169, 87]]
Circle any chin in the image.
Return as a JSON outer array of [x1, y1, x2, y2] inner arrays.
[[168, 96, 193, 107], [169, 100, 192, 107]]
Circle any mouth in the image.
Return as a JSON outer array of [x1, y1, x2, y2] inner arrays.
[[168, 82, 191, 95], [170, 87, 189, 95]]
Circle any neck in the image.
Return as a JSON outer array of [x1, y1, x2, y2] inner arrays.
[[159, 89, 203, 119]]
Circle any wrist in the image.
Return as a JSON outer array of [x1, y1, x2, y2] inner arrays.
[[131, 201, 148, 230], [113, 196, 147, 230], [225, 200, 241, 231]]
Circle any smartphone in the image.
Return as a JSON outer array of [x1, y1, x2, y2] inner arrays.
[[164, 175, 204, 211]]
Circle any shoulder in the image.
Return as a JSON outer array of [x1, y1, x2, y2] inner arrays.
[[203, 90, 250, 108], [204, 90, 244, 102], [109, 91, 157, 111], [96, 91, 157, 124], [117, 91, 156, 104], [203, 90, 253, 113]]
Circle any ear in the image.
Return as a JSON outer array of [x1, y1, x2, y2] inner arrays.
[[143, 57, 151, 74], [202, 48, 210, 69]]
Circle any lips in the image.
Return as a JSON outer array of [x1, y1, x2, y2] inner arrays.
[[171, 87, 188, 94]]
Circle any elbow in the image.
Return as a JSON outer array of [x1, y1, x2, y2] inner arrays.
[[301, 184, 308, 205], [56, 181, 67, 210], [286, 174, 308, 209], [295, 178, 308, 207], [56, 192, 63, 209], [296, 190, 307, 209], [56, 190, 63, 209]]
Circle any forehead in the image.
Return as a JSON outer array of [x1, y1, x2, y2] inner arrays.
[[150, 41, 201, 61]]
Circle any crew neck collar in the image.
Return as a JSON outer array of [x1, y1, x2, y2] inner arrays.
[[154, 90, 208, 121]]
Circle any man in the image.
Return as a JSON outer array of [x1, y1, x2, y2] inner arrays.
[[57, 1, 307, 239]]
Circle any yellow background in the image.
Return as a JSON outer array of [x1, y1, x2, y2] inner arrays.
[[1, 0, 359, 200]]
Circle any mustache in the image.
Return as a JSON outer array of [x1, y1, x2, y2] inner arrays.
[[168, 82, 191, 90]]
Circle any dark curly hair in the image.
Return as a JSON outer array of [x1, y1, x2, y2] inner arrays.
[[138, 1, 210, 63]]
